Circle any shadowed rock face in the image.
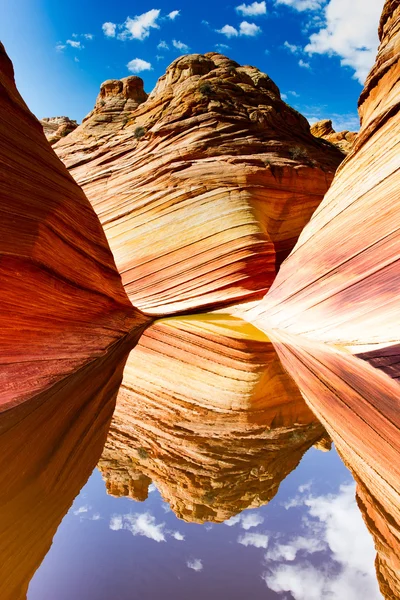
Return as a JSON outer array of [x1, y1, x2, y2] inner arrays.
[[55, 52, 343, 316], [310, 119, 357, 154], [0, 42, 151, 412], [98, 315, 326, 523], [40, 116, 78, 144], [245, 0, 400, 358], [270, 331, 400, 600], [0, 333, 136, 600]]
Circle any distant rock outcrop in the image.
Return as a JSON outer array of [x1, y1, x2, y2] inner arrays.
[[55, 52, 343, 315], [246, 0, 400, 357], [98, 315, 326, 523], [0, 42, 150, 412], [310, 118, 357, 154], [40, 116, 78, 144]]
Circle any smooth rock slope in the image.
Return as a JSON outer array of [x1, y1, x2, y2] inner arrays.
[[55, 53, 343, 315]]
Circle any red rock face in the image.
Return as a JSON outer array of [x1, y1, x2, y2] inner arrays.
[[0, 332, 134, 600], [0, 42, 151, 412], [270, 331, 400, 600], [99, 315, 326, 523], [245, 0, 400, 358], [55, 53, 343, 316]]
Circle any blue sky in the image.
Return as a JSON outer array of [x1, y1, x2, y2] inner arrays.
[[1, 0, 384, 130]]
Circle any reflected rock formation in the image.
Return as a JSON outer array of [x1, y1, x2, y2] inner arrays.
[[0, 42, 150, 412], [99, 315, 326, 523], [0, 332, 136, 600], [245, 0, 400, 359], [270, 332, 400, 600], [55, 53, 343, 315]]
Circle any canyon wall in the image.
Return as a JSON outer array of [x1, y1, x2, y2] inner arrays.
[[55, 53, 343, 315]]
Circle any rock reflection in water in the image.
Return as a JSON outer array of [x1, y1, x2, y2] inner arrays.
[[270, 331, 400, 600], [99, 315, 327, 523], [0, 334, 138, 600]]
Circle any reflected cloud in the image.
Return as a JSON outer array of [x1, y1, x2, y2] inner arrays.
[[109, 512, 166, 542], [238, 532, 269, 549], [225, 511, 264, 530], [187, 558, 203, 572]]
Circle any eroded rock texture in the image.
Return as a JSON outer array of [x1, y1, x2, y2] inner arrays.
[[271, 332, 400, 600], [0, 332, 134, 600], [247, 0, 400, 357], [40, 116, 78, 144], [55, 53, 343, 315], [0, 43, 150, 412], [98, 315, 326, 523], [310, 118, 357, 153]]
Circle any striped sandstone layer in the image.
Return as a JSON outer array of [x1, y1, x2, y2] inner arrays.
[[245, 0, 400, 358], [98, 315, 326, 523], [0, 43, 150, 412], [271, 332, 400, 600], [55, 53, 343, 316], [310, 119, 357, 154], [40, 116, 78, 145]]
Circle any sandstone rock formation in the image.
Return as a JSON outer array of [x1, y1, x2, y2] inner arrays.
[[40, 116, 78, 144], [0, 331, 133, 600], [99, 315, 326, 522], [246, 0, 400, 358], [271, 331, 400, 600], [0, 42, 150, 412], [310, 118, 357, 153], [55, 53, 343, 315]]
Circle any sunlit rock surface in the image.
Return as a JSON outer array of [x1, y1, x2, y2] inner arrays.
[[98, 315, 326, 522], [0, 334, 134, 600], [55, 53, 343, 315], [270, 331, 400, 600], [0, 42, 150, 412], [245, 0, 400, 357], [310, 119, 357, 154], [40, 116, 78, 145]]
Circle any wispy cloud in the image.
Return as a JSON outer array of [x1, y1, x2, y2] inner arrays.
[[55, 43, 66, 52], [275, 0, 324, 10], [172, 39, 190, 52], [168, 10, 180, 20], [224, 511, 264, 529], [172, 531, 185, 541], [283, 40, 301, 53], [187, 558, 203, 572], [66, 39, 84, 49], [127, 58, 153, 73], [236, 1, 267, 16], [109, 512, 166, 542], [299, 58, 311, 68], [157, 40, 169, 50], [73, 504, 90, 515], [119, 9, 161, 41], [238, 532, 269, 548]]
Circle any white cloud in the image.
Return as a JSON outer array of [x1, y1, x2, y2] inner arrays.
[[282, 93, 288, 100], [66, 39, 83, 49], [187, 558, 203, 572], [148, 483, 157, 493], [168, 10, 180, 20], [265, 483, 381, 600], [283, 40, 301, 53], [238, 532, 269, 549], [215, 43, 231, 50], [110, 514, 123, 530], [236, 1, 267, 16], [239, 21, 262, 36], [304, 0, 383, 84], [172, 531, 185, 541], [73, 505, 90, 515], [74, 57, 80, 62], [173, 39, 190, 52], [299, 59, 311, 68], [124, 512, 166, 542], [127, 58, 153, 73], [157, 40, 169, 50], [102, 22, 116, 37], [298, 481, 312, 493], [119, 9, 161, 41], [91, 513, 101, 520], [224, 514, 242, 526], [241, 512, 264, 529], [275, 0, 324, 10], [55, 43, 66, 52], [156, 55, 164, 60], [83, 33, 94, 40], [218, 24, 239, 38]]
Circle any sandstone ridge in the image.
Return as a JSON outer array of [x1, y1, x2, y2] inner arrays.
[[310, 118, 357, 153]]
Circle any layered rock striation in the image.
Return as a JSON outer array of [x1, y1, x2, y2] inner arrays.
[[0, 42, 150, 412], [99, 315, 326, 522], [55, 53, 343, 315], [246, 0, 400, 358], [310, 118, 357, 154], [40, 116, 78, 144]]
